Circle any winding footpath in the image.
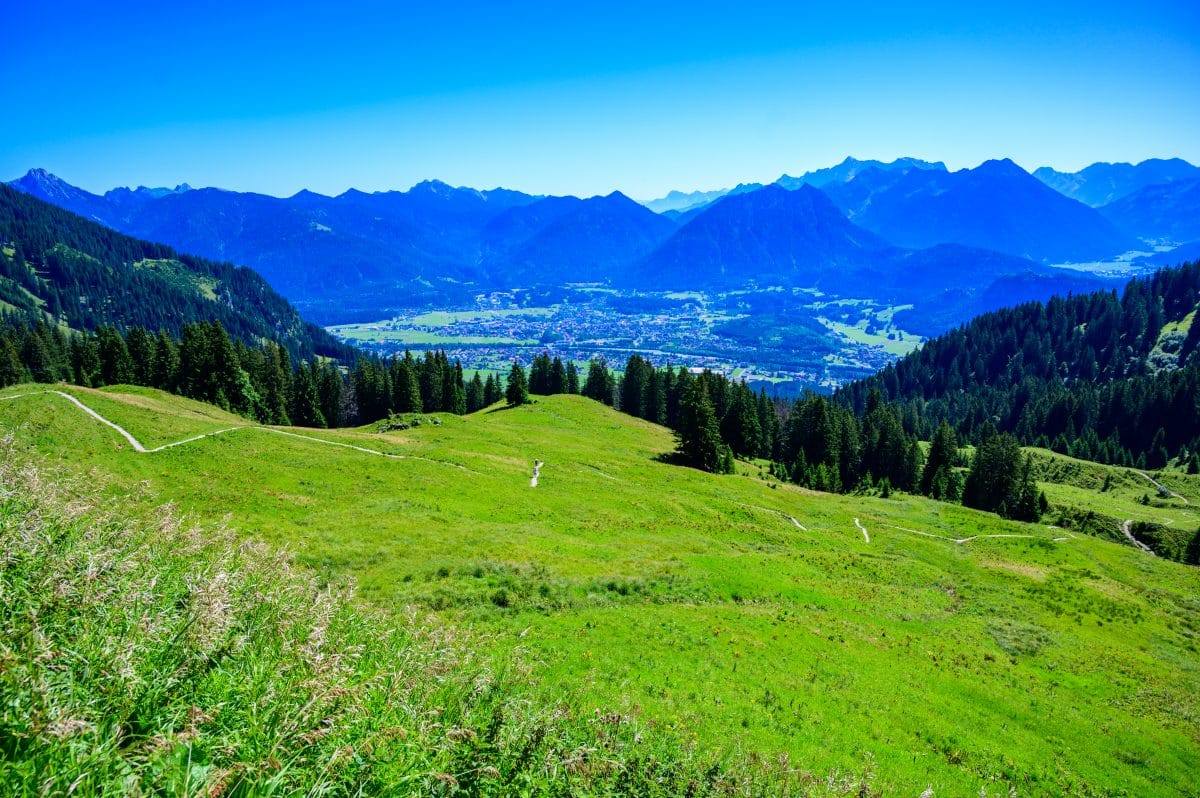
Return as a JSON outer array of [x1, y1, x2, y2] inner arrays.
[[883, 523, 1057, 546], [1, 389, 471, 470], [1120, 519, 1156, 555], [1136, 471, 1189, 505], [853, 517, 870, 543]]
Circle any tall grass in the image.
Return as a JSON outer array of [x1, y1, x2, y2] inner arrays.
[[0, 440, 871, 796]]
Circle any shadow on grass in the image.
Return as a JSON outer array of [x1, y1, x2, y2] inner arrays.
[[654, 451, 691, 467]]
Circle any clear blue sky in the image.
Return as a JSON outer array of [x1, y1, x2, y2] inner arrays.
[[4, 0, 1199, 198]]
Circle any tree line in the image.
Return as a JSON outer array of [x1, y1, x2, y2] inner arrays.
[[837, 262, 1200, 470], [0, 183, 351, 363], [501, 353, 1047, 522], [0, 314, 496, 429]]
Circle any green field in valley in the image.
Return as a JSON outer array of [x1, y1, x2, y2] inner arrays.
[[2, 385, 1199, 795]]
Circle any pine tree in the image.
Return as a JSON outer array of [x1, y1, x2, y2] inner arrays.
[[675, 379, 731, 473], [550, 356, 568, 394], [583, 358, 613, 405], [395, 354, 422, 413], [124, 326, 156, 386], [70, 335, 101, 387], [152, 330, 179, 390], [506, 361, 529, 406], [289, 361, 326, 427], [621, 354, 649, 417], [260, 342, 291, 425], [921, 421, 958, 496], [720, 383, 761, 458], [529, 353, 552, 395], [419, 351, 443, 411], [95, 326, 135, 386], [566, 361, 580, 394], [466, 371, 485, 412], [484, 373, 502, 406], [317, 361, 343, 427], [0, 335, 24, 387]]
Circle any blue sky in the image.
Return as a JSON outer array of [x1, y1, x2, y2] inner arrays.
[[4, 1, 1199, 198]]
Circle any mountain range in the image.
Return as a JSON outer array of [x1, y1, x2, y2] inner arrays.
[[0, 183, 350, 361], [9, 157, 1198, 329], [1033, 158, 1200, 207]]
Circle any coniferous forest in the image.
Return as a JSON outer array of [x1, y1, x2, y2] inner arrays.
[[0, 183, 350, 362], [837, 262, 1200, 469]]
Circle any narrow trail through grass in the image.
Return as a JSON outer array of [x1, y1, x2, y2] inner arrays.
[[0, 389, 471, 469], [1138, 470, 1191, 504], [853, 516, 870, 542], [1121, 518, 1157, 555]]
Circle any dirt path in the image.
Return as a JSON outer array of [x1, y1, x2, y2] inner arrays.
[[1120, 519, 1156, 555], [854, 517, 870, 543], [885, 523, 1070, 546], [1136, 471, 1190, 505], [736, 502, 808, 531], [1, 389, 471, 470]]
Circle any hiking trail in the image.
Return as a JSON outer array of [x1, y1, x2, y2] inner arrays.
[[1, 389, 470, 470]]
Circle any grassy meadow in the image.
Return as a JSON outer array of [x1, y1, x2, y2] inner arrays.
[[2, 384, 1199, 795]]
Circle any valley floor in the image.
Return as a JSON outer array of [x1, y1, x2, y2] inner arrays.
[[2, 385, 1198, 795]]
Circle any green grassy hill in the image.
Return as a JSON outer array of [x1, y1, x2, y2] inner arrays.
[[3, 386, 1199, 795]]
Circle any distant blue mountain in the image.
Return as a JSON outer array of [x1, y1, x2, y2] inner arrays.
[[1099, 177, 1200, 245], [775, 156, 945, 190], [485, 192, 678, 283], [10, 168, 115, 225], [638, 185, 888, 288], [659, 182, 765, 224], [635, 184, 1082, 319], [7, 166, 1135, 329], [1034, 158, 1200, 207], [820, 159, 1136, 263], [641, 187, 732, 214]]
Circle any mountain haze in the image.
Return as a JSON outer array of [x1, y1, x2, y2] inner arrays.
[[1034, 158, 1200, 207], [822, 158, 1136, 262], [1099, 177, 1200, 244]]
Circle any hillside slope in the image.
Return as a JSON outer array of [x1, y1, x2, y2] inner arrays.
[[2, 385, 1198, 795], [0, 184, 351, 360], [839, 262, 1200, 465], [1100, 177, 1200, 244]]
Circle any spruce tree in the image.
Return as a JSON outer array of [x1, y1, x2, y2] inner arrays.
[[921, 421, 958, 496], [95, 326, 135, 386], [70, 335, 101, 387], [0, 336, 24, 387], [484, 374, 502, 406], [466, 372, 485, 412], [550, 356, 568, 394], [124, 327, 156, 386], [506, 361, 529, 406], [152, 330, 179, 391], [261, 342, 291, 425], [675, 379, 731, 473], [317, 361, 343, 427], [289, 361, 326, 427]]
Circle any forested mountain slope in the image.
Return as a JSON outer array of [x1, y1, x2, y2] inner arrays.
[[838, 262, 1200, 466], [0, 184, 352, 361]]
